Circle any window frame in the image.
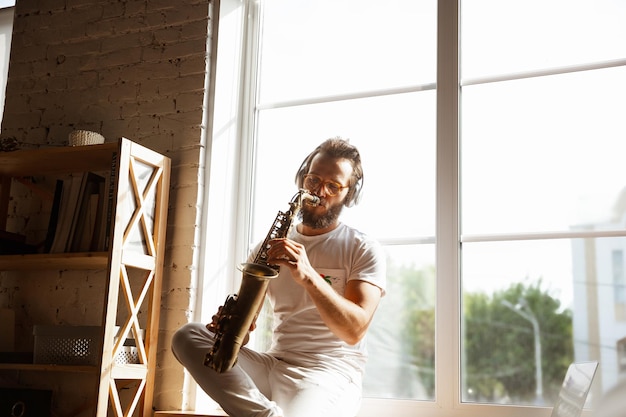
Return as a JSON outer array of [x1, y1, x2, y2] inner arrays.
[[197, 0, 619, 415]]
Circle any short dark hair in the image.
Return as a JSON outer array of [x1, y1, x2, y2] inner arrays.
[[295, 137, 364, 207]]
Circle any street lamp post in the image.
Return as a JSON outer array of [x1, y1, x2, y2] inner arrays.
[[502, 299, 543, 405]]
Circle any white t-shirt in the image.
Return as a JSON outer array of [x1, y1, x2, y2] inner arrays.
[[257, 222, 386, 377]]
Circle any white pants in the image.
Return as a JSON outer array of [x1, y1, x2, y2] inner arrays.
[[171, 322, 362, 417]]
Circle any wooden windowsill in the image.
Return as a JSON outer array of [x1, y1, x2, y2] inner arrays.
[[154, 411, 228, 417]]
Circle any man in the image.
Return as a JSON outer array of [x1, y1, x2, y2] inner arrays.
[[172, 138, 386, 417]]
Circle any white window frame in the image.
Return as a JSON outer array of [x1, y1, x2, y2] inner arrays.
[[197, 0, 619, 415]]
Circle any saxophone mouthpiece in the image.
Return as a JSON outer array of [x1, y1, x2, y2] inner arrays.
[[308, 195, 321, 206], [302, 191, 320, 206], [295, 189, 320, 206]]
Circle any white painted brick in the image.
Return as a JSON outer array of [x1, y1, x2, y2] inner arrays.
[[1, 0, 217, 412]]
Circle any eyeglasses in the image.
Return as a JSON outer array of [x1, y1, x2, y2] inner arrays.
[[303, 174, 349, 197]]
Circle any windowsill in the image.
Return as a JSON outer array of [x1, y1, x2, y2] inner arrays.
[[154, 411, 228, 417]]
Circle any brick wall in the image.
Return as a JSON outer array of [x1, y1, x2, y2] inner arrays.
[[0, 0, 213, 412]]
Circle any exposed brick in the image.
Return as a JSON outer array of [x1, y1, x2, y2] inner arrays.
[[178, 53, 207, 77], [2, 111, 42, 129], [124, 0, 148, 17], [174, 90, 204, 112], [1, 1, 213, 412], [164, 4, 210, 27]]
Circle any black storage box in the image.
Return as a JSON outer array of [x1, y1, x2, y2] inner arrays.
[[0, 388, 52, 417]]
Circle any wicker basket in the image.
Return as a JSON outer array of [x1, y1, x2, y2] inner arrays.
[[68, 130, 105, 146], [33, 325, 102, 366], [115, 345, 140, 364], [113, 326, 144, 364]]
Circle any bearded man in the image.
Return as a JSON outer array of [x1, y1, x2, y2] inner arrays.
[[172, 138, 386, 417]]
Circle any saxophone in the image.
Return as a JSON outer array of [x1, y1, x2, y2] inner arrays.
[[203, 189, 320, 373]]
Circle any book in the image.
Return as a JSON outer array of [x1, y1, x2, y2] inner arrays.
[[76, 193, 99, 252], [65, 173, 90, 252], [43, 179, 63, 253], [68, 172, 105, 252], [49, 175, 84, 253], [89, 179, 107, 251]]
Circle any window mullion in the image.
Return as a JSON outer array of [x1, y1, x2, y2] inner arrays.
[[436, 0, 461, 409]]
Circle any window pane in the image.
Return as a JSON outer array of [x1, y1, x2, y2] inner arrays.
[[461, 0, 626, 79], [254, 244, 437, 402], [251, 92, 436, 245], [364, 244, 435, 401], [461, 66, 626, 235], [461, 236, 626, 406], [251, 0, 438, 406], [258, 0, 436, 103], [251, 95, 436, 401]]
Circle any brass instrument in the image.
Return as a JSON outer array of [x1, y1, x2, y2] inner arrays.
[[204, 189, 320, 373]]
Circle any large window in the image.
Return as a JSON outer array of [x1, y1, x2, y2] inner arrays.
[[200, 0, 626, 415]]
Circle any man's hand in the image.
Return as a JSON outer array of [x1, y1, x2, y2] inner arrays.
[[205, 306, 223, 334], [266, 237, 317, 285]]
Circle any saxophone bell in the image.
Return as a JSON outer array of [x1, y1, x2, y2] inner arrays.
[[204, 263, 278, 373]]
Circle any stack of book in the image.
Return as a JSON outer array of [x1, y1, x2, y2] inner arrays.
[[46, 172, 112, 253]]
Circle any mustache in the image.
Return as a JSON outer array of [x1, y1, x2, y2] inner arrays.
[[299, 200, 344, 229]]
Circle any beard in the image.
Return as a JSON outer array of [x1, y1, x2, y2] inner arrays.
[[300, 199, 344, 230]]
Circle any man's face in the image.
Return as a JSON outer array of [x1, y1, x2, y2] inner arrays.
[[300, 153, 353, 230]]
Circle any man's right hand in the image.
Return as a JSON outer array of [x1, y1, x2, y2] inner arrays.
[[205, 304, 257, 345]]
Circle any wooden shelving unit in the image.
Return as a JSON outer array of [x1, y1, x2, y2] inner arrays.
[[0, 138, 171, 417]]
